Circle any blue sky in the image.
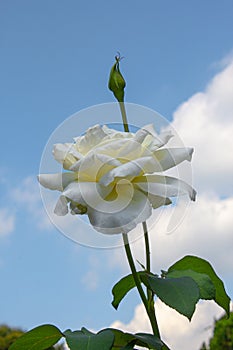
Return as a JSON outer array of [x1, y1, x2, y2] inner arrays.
[[1, 1, 233, 349]]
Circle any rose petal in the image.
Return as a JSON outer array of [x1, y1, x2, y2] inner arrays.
[[102, 125, 134, 139], [147, 194, 172, 209], [153, 147, 194, 171], [54, 195, 69, 215], [38, 173, 77, 191], [99, 161, 140, 186], [100, 156, 163, 186], [53, 143, 78, 170], [62, 181, 113, 208], [91, 138, 142, 160], [70, 152, 121, 171], [70, 152, 122, 183], [74, 125, 108, 155], [87, 188, 152, 234], [135, 175, 196, 201], [149, 129, 173, 150], [134, 125, 153, 144], [136, 124, 173, 150]]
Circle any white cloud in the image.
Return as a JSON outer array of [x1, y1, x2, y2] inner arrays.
[[172, 60, 233, 197], [0, 208, 15, 236], [113, 193, 233, 278], [111, 300, 225, 350], [210, 49, 233, 73]]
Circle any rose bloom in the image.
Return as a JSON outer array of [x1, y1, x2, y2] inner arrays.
[[38, 124, 196, 234]]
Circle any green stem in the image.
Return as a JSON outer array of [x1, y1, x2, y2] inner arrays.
[[142, 221, 160, 338], [122, 234, 160, 337], [118, 100, 160, 338], [143, 221, 150, 272], [143, 221, 151, 300], [119, 102, 129, 132], [122, 233, 148, 307]]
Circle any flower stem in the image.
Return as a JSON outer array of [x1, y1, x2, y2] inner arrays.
[[143, 221, 150, 273], [142, 221, 160, 338], [119, 102, 129, 132], [143, 221, 151, 300], [122, 233, 148, 308], [122, 234, 160, 337], [118, 102, 160, 338]]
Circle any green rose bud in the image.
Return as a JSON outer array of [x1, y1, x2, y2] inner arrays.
[[108, 53, 126, 102]]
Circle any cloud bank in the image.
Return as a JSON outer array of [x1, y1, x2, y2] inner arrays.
[[111, 300, 224, 350]]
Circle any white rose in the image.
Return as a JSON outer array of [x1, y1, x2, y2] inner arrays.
[[38, 124, 196, 234]]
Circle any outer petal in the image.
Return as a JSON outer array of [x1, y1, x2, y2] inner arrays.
[[149, 129, 173, 150], [74, 125, 108, 155], [54, 195, 69, 215], [68, 146, 83, 160], [147, 194, 172, 209], [38, 173, 77, 191], [53, 143, 79, 170], [87, 188, 152, 234], [102, 125, 134, 139], [134, 125, 153, 144], [153, 147, 194, 171], [137, 124, 173, 150], [134, 175, 196, 201]]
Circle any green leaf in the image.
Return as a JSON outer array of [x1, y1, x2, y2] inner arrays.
[[63, 329, 114, 350], [167, 255, 231, 316], [112, 274, 135, 310], [112, 274, 136, 310], [108, 329, 135, 350], [105, 329, 168, 350], [9, 324, 63, 350], [134, 333, 166, 349], [112, 272, 143, 310], [141, 274, 200, 320], [120, 345, 135, 350], [80, 327, 94, 336], [166, 269, 216, 300]]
